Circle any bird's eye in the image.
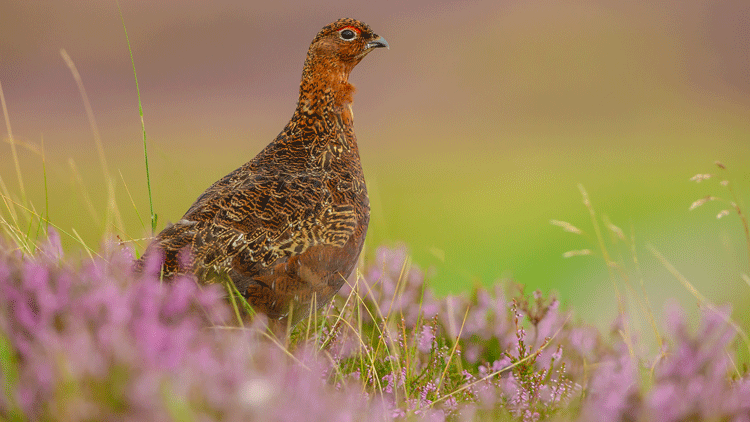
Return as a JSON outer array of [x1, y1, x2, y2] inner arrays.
[[340, 29, 356, 40]]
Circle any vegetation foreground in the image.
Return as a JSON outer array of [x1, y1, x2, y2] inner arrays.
[[0, 227, 749, 421]]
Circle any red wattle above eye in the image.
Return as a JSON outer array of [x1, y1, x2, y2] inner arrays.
[[339, 26, 361, 34]]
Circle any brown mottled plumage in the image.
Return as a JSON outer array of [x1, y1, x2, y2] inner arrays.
[[138, 19, 387, 326]]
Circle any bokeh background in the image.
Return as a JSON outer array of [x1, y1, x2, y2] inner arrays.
[[2, 0, 749, 330]]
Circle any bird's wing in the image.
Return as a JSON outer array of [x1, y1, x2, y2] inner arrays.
[[182, 170, 358, 275]]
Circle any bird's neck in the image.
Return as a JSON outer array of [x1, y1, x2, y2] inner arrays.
[[296, 55, 356, 115], [275, 54, 360, 166]]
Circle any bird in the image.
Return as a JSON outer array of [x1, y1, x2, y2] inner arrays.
[[137, 18, 388, 328]]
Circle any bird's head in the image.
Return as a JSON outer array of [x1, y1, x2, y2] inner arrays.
[[299, 18, 388, 107], [307, 18, 389, 71]]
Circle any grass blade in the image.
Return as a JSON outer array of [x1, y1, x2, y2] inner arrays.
[[116, 0, 156, 235]]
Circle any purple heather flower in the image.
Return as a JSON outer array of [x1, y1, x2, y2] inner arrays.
[[580, 347, 640, 421], [418, 323, 436, 354], [567, 325, 598, 360], [646, 301, 747, 422]]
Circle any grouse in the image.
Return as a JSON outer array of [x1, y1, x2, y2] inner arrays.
[[138, 18, 387, 327]]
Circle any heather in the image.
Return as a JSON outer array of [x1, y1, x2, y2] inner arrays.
[[1, 227, 749, 421]]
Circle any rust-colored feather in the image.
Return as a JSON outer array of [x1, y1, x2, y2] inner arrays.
[[137, 18, 387, 327]]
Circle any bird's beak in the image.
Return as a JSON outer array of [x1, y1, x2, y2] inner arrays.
[[366, 36, 389, 50]]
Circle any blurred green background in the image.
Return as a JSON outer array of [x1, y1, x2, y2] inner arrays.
[[1, 0, 749, 330]]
